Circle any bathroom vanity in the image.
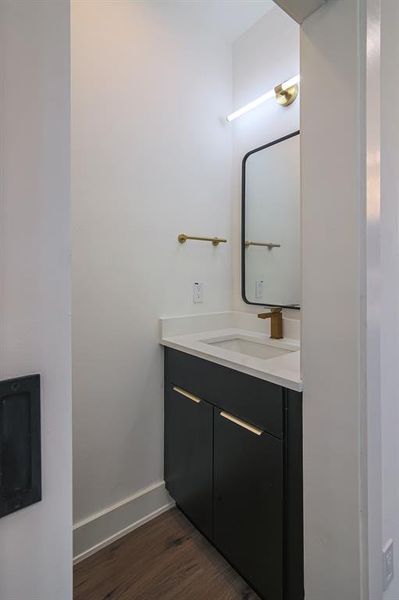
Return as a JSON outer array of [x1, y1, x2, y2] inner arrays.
[[162, 131, 303, 599], [161, 312, 303, 600]]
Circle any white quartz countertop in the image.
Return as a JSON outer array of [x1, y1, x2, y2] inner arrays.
[[159, 312, 302, 392]]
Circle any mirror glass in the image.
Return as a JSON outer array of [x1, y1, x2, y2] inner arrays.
[[242, 131, 300, 308]]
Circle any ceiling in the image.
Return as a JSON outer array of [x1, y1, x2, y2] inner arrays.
[[202, 0, 276, 42], [273, 0, 325, 23], [157, 0, 276, 43]]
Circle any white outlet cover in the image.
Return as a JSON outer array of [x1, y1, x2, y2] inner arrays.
[[383, 538, 394, 591], [255, 280, 264, 299], [193, 282, 204, 304]]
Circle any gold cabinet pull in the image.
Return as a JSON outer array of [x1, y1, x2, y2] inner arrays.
[[173, 386, 201, 404], [220, 411, 263, 436]]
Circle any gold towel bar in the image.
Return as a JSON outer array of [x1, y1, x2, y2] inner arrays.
[[245, 241, 281, 249], [178, 233, 227, 246]]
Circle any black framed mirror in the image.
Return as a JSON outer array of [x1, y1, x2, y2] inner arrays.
[[242, 131, 300, 308]]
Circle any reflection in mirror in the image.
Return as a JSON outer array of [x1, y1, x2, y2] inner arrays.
[[242, 131, 300, 308]]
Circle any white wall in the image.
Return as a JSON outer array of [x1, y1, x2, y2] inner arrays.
[[71, 0, 233, 551], [301, 1, 367, 598], [381, 1, 399, 598], [0, 1, 72, 598], [365, 0, 383, 597], [231, 7, 300, 313]]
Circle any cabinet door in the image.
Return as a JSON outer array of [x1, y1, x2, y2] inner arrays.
[[164, 385, 213, 539], [214, 410, 284, 600]]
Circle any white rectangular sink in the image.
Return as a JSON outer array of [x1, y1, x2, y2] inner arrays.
[[205, 337, 294, 360], [160, 314, 302, 390]]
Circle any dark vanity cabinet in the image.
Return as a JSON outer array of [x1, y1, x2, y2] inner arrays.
[[214, 412, 284, 599], [164, 384, 213, 539], [164, 348, 303, 600]]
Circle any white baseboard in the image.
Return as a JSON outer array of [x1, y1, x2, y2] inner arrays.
[[73, 481, 174, 564]]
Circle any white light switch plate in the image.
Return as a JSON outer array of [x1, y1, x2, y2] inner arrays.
[[193, 282, 204, 303]]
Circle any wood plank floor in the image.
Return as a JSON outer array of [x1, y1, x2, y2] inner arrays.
[[74, 508, 259, 600]]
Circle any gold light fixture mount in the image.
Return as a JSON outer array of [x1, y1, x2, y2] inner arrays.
[[274, 83, 299, 107]]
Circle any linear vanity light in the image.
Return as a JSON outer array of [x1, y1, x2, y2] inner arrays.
[[226, 74, 300, 122], [178, 233, 227, 246]]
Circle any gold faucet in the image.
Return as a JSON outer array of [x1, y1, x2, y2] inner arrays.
[[258, 308, 283, 339]]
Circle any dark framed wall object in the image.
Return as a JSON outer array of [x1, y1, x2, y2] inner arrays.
[[0, 374, 41, 518], [242, 130, 301, 309]]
